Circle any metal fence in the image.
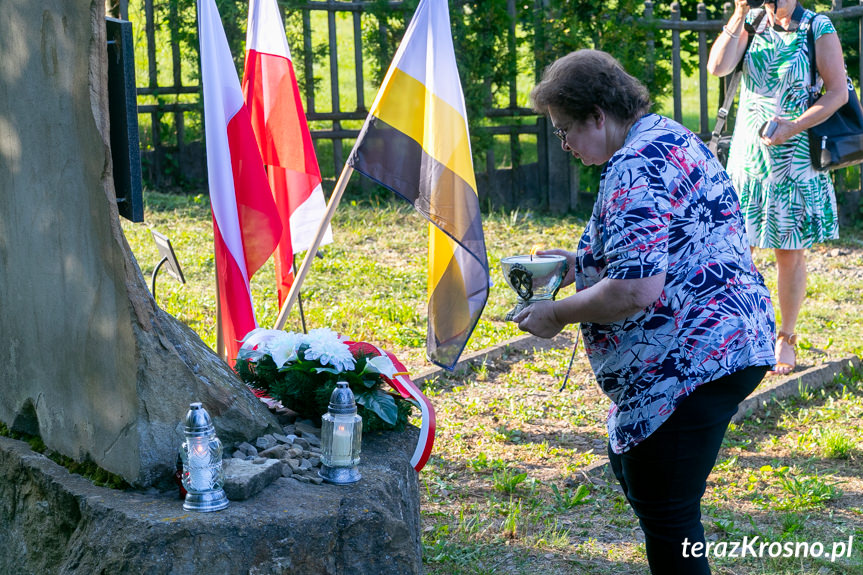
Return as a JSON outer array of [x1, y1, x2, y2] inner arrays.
[[112, 0, 863, 214]]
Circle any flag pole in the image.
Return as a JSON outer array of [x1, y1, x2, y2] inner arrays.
[[215, 269, 227, 362], [293, 256, 308, 334], [273, 163, 354, 330]]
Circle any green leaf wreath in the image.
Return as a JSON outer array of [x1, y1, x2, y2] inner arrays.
[[235, 328, 415, 433]]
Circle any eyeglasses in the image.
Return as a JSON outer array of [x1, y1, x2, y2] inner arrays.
[[553, 127, 567, 143]]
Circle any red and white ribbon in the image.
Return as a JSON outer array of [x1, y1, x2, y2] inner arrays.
[[347, 341, 436, 472]]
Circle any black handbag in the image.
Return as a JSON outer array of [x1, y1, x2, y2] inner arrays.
[[806, 17, 863, 170]]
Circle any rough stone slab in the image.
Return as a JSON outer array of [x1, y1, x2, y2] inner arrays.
[[223, 458, 282, 501], [294, 421, 321, 438], [0, 426, 422, 575], [256, 436, 275, 450], [258, 444, 288, 459]]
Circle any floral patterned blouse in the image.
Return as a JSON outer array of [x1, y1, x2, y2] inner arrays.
[[576, 113, 776, 454]]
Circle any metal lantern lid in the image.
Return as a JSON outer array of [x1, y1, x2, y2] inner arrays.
[[184, 402, 215, 436], [328, 381, 357, 415]]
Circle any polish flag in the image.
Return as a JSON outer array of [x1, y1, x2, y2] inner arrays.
[[198, 0, 282, 362], [242, 0, 332, 308]]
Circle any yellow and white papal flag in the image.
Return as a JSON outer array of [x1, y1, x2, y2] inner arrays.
[[347, 0, 489, 370]]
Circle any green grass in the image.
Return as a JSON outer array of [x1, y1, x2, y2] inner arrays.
[[123, 190, 863, 575], [122, 190, 590, 370], [820, 429, 857, 459], [492, 467, 529, 494], [420, 367, 863, 574]]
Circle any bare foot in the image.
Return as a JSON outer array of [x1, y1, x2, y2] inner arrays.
[[769, 333, 797, 376]]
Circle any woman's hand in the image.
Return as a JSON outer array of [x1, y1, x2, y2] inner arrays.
[[760, 116, 795, 146], [512, 273, 667, 338], [513, 300, 564, 339], [707, 0, 751, 77], [764, 29, 849, 144]]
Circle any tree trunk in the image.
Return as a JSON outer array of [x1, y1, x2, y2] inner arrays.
[[0, 0, 280, 488]]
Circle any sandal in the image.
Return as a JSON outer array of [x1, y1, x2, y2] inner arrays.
[[769, 331, 797, 376]]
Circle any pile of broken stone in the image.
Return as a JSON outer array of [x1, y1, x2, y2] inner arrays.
[[222, 414, 328, 501]]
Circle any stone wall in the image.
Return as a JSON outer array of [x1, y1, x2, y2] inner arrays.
[[0, 1, 280, 487], [0, 427, 422, 574]]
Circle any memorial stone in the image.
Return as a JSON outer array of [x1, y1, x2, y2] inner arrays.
[[0, 0, 280, 488]]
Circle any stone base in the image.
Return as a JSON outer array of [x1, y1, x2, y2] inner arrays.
[[0, 427, 422, 575]]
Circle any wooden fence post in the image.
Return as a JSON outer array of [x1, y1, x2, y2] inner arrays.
[[327, 6, 344, 176], [644, 0, 655, 88], [832, 0, 846, 192], [542, 116, 576, 213], [697, 3, 709, 137], [671, 2, 682, 123]]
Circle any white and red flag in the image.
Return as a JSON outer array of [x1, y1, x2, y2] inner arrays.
[[198, 0, 282, 362], [242, 0, 332, 307]]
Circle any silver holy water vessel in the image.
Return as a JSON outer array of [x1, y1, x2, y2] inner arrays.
[[500, 254, 568, 321]]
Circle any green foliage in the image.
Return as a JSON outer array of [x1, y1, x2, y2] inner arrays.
[[135, 0, 863, 197], [550, 482, 590, 510], [818, 428, 856, 459], [466, 452, 508, 473], [501, 497, 522, 538], [492, 467, 528, 493], [133, 1, 703, 172], [360, 0, 418, 87], [236, 347, 414, 433], [46, 453, 132, 490], [774, 473, 843, 510]]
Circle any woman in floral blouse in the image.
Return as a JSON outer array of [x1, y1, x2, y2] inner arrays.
[[517, 49, 776, 575]]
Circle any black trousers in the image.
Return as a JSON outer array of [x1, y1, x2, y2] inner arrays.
[[608, 365, 768, 575]]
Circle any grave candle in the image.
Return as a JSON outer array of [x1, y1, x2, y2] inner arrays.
[[319, 381, 362, 485], [330, 423, 352, 466], [180, 402, 229, 512]]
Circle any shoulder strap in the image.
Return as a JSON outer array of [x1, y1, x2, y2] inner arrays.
[[807, 14, 818, 91], [709, 71, 742, 153], [709, 11, 766, 153]]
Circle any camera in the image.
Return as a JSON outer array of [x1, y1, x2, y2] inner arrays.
[[746, 0, 775, 7]]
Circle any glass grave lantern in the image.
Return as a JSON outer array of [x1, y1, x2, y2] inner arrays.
[[180, 402, 229, 512], [319, 381, 362, 485]]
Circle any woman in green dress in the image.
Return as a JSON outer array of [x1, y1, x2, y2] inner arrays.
[[708, 0, 848, 374]]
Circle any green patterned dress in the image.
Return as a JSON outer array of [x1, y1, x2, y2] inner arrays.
[[727, 8, 839, 249]]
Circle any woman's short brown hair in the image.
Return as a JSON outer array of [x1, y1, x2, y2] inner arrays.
[[530, 49, 650, 124]]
